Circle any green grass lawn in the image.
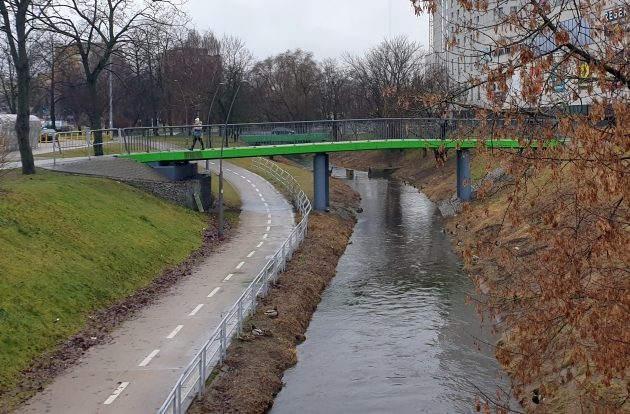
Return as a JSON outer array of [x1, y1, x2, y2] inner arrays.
[[210, 171, 240, 209], [0, 170, 210, 404]]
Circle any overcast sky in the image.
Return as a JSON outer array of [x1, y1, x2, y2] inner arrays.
[[183, 0, 430, 60]]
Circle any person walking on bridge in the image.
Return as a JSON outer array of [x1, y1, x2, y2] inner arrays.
[[190, 117, 205, 150]]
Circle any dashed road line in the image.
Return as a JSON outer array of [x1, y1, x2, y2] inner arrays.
[[166, 325, 183, 339], [268, 214, 271, 218], [266, 226, 271, 231], [224, 273, 234, 282], [267, 220, 271, 224], [255, 188, 260, 193], [246, 179, 251, 183], [264, 203, 268, 207], [138, 350, 160, 367], [103, 382, 130, 405], [263, 233, 268, 239], [261, 197, 266, 202], [235, 261, 245, 270], [247, 250, 255, 258], [208, 287, 221, 298], [189, 304, 204, 316], [257, 241, 264, 248]]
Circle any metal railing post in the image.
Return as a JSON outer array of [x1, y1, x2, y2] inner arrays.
[[237, 300, 243, 334], [198, 352, 206, 398]]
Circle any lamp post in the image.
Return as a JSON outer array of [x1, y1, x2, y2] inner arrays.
[[218, 79, 248, 236], [206, 82, 225, 148]]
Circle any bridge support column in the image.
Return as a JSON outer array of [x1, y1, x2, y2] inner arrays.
[[456, 149, 472, 201], [313, 153, 330, 211]]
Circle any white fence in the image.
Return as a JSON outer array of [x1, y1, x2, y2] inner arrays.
[[157, 157, 312, 414]]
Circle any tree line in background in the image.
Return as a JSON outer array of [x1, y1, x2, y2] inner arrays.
[[0, 0, 449, 171]]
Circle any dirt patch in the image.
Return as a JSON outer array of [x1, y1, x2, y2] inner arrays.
[[188, 178, 359, 414], [5, 213, 237, 411]]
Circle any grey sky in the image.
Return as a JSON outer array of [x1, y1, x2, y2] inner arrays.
[[184, 0, 430, 60]]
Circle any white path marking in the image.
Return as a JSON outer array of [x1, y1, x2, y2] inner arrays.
[[261, 197, 266, 202], [224, 273, 234, 282], [235, 261, 245, 270], [255, 188, 260, 193], [247, 250, 255, 258], [267, 220, 271, 224], [103, 382, 130, 405], [138, 350, 160, 367], [166, 325, 183, 339], [257, 242, 264, 248], [268, 214, 271, 218], [246, 179, 251, 183], [266, 226, 271, 231], [189, 304, 204, 316], [264, 203, 268, 207], [208, 287, 221, 298], [263, 234, 268, 239]]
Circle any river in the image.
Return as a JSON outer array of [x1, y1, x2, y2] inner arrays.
[[270, 169, 512, 414]]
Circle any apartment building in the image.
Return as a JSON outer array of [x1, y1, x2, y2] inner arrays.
[[428, 0, 629, 111]]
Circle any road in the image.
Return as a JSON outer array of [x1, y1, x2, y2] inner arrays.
[[18, 160, 295, 414]]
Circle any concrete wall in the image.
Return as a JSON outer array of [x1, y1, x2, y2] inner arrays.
[[121, 174, 212, 212]]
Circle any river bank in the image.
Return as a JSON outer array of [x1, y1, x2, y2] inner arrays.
[[188, 176, 359, 414]]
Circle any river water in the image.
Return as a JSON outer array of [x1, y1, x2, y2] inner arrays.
[[270, 170, 512, 414]]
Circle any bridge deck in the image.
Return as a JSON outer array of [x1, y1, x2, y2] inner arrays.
[[117, 138, 547, 163]]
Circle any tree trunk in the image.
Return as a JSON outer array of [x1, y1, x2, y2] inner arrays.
[[15, 8, 34, 174], [87, 79, 103, 156]]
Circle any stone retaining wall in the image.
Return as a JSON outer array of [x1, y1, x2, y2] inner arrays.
[[120, 175, 212, 212]]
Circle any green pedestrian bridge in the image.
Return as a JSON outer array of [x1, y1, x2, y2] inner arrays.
[[113, 118, 559, 210]]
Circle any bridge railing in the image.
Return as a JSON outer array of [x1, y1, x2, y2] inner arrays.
[[156, 158, 311, 414], [118, 117, 561, 155]]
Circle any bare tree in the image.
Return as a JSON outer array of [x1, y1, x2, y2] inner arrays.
[[213, 34, 252, 123], [38, 0, 183, 155], [250, 49, 322, 121], [344, 36, 426, 118], [319, 58, 348, 120], [412, 0, 630, 410], [0, 0, 36, 174]]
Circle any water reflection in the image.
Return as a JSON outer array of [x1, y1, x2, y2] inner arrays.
[[271, 170, 511, 414]]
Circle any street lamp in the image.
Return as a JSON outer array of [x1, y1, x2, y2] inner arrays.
[[206, 82, 225, 148], [218, 79, 248, 236]]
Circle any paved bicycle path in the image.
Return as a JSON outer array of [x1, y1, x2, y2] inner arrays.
[[18, 160, 295, 414]]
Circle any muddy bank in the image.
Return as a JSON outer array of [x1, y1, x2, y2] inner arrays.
[[188, 178, 359, 414], [6, 214, 236, 412]]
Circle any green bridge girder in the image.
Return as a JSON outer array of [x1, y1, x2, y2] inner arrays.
[[116, 138, 556, 163]]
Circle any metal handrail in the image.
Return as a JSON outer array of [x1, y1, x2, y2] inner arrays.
[[156, 158, 311, 414]]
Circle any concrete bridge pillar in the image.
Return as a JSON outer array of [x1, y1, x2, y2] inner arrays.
[[313, 153, 330, 211], [456, 149, 472, 201]]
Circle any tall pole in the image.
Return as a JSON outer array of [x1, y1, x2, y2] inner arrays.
[[108, 70, 113, 129], [218, 80, 247, 236], [206, 82, 225, 147], [205, 82, 224, 172]]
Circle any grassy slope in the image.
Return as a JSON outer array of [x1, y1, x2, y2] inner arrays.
[[230, 158, 314, 201], [0, 170, 207, 394]]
